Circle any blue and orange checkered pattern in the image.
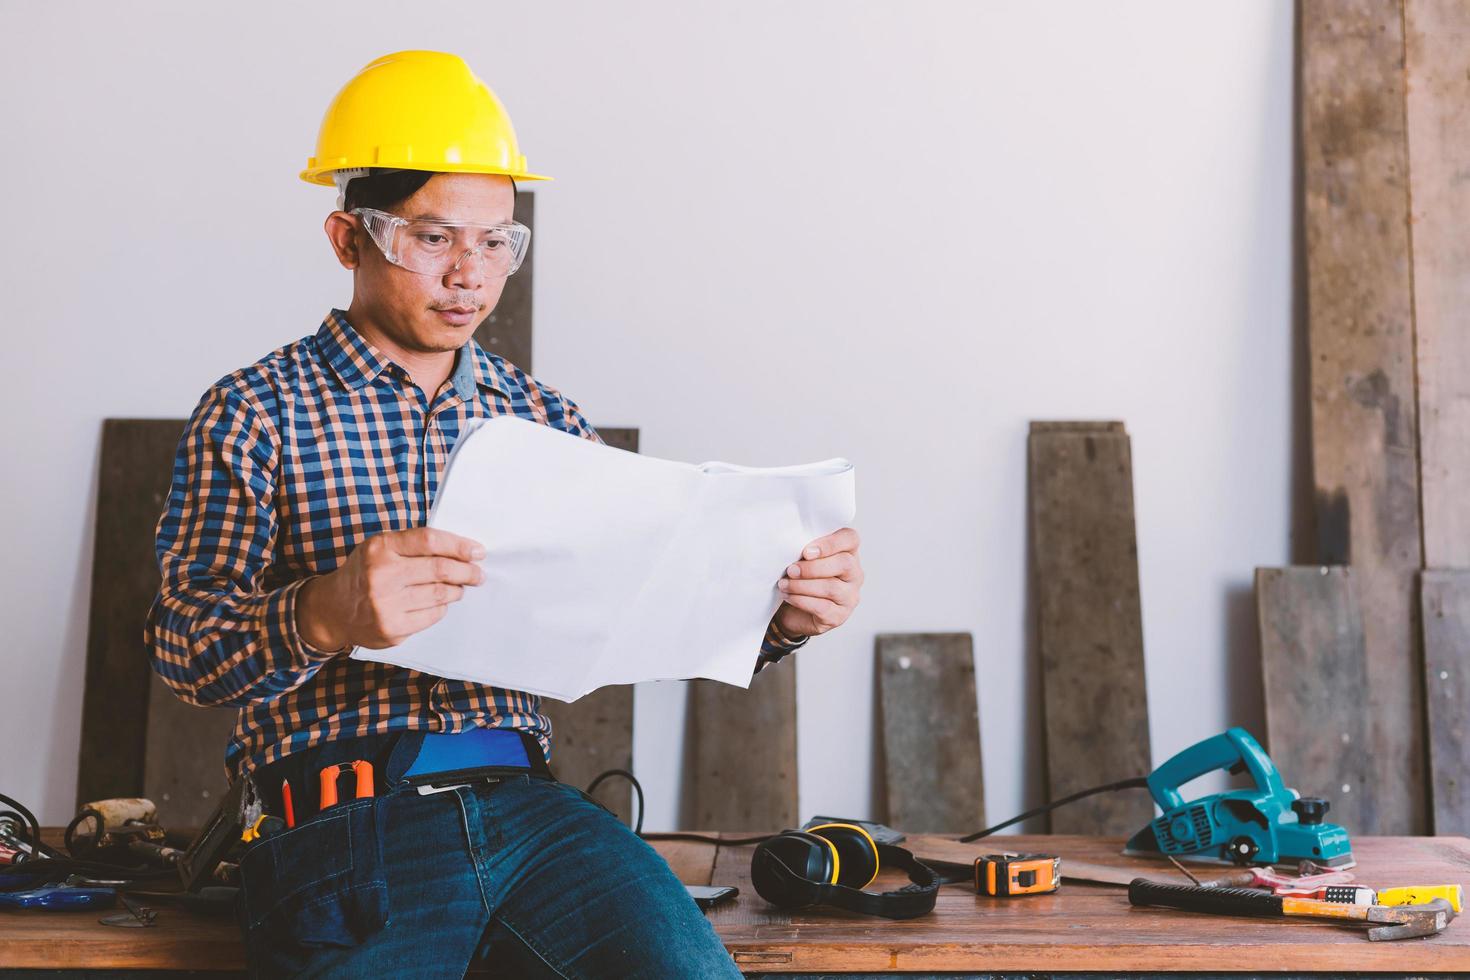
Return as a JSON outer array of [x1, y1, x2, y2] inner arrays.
[[144, 309, 809, 780]]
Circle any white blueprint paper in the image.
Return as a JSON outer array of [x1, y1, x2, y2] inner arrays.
[[351, 415, 856, 702]]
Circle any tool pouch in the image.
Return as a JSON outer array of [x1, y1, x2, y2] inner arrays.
[[237, 796, 389, 949]]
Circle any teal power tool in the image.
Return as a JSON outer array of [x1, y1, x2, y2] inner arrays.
[[1124, 728, 1354, 869]]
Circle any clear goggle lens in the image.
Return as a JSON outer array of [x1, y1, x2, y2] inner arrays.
[[351, 207, 530, 278]]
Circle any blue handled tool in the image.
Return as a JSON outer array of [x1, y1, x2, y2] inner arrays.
[[1124, 728, 1355, 869], [0, 885, 118, 910]]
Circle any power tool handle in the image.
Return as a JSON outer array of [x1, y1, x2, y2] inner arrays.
[[1129, 879, 1285, 918]]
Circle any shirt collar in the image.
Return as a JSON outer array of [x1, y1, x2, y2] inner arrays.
[[317, 308, 510, 399]]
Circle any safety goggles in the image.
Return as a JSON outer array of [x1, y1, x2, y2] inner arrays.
[[350, 207, 531, 278]]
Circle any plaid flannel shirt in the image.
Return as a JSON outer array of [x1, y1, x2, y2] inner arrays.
[[143, 309, 809, 779]]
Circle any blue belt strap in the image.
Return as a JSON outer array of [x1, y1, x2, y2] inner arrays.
[[403, 728, 531, 778]]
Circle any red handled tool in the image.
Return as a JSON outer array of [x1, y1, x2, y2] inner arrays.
[[319, 761, 375, 810]]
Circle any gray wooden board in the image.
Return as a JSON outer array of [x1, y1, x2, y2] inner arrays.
[[77, 419, 237, 828], [1421, 570, 1470, 835], [876, 632, 985, 833], [541, 686, 635, 822], [1027, 421, 1153, 835], [474, 190, 533, 372], [540, 425, 639, 823], [1406, 1, 1470, 569], [1254, 566, 1376, 834], [1301, 0, 1426, 834], [688, 664, 798, 831]]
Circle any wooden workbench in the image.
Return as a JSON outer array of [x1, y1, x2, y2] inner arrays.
[[3, 834, 1469, 976]]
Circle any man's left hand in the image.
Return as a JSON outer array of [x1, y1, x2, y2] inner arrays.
[[774, 526, 863, 639]]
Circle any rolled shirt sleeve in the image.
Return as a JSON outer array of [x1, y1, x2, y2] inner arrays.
[[144, 382, 342, 708]]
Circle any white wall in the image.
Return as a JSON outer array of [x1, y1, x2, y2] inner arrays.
[[0, 0, 1297, 828]]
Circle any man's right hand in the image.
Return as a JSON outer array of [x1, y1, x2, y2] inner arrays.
[[296, 527, 486, 652]]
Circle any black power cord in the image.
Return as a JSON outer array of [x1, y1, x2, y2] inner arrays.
[[585, 770, 1152, 848], [584, 769, 646, 835], [957, 776, 1150, 842]]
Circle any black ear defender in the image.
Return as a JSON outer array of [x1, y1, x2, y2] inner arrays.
[[749, 822, 939, 919]]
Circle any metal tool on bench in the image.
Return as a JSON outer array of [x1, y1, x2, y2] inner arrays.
[[64, 798, 183, 868], [1124, 728, 1354, 869], [177, 772, 260, 893], [1129, 878, 1454, 941], [1379, 884, 1464, 912], [1192, 861, 1356, 894]]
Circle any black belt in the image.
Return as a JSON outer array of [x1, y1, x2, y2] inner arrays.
[[250, 729, 554, 822]]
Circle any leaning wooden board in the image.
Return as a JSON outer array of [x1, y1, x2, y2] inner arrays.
[[1405, 1, 1470, 571], [1403, 0, 1470, 840], [8, 832, 1470, 973], [77, 418, 237, 829], [1027, 421, 1152, 835], [1255, 566, 1376, 835], [1301, 0, 1426, 835], [688, 663, 799, 832], [1421, 570, 1470, 837], [876, 632, 985, 833]]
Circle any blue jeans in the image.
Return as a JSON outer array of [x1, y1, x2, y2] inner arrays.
[[236, 773, 742, 978]]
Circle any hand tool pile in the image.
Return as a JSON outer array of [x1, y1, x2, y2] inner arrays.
[[0, 757, 379, 930], [1127, 877, 1458, 942]]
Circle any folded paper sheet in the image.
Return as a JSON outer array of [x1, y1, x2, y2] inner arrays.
[[351, 415, 857, 701]]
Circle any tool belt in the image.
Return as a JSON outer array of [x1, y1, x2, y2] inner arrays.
[[251, 728, 554, 825]]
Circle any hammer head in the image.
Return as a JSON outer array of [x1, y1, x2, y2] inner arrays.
[[1366, 898, 1455, 941]]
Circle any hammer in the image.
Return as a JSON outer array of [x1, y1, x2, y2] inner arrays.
[[1129, 879, 1455, 941]]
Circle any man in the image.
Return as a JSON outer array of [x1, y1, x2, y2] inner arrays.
[[144, 50, 863, 978]]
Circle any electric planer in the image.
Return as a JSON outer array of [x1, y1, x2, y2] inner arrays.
[[1124, 727, 1355, 869]]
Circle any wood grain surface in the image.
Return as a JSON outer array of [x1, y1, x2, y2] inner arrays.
[[876, 632, 985, 833], [1301, 0, 1426, 835], [688, 662, 799, 831], [7, 832, 1470, 973], [1255, 566, 1376, 834], [1406, 0, 1470, 569], [1028, 421, 1152, 835], [78, 418, 237, 830], [1422, 570, 1470, 835]]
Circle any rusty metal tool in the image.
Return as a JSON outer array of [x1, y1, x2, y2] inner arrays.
[[1129, 878, 1455, 941]]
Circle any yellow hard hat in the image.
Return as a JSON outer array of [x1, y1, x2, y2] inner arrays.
[[300, 50, 551, 191]]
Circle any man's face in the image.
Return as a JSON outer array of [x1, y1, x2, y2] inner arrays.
[[340, 172, 516, 354]]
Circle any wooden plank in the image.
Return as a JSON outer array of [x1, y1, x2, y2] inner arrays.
[[1406, 0, 1470, 569], [77, 419, 236, 830], [655, 837, 719, 887], [1421, 570, 1470, 834], [876, 632, 985, 833], [473, 189, 533, 372], [142, 672, 235, 828], [1027, 421, 1152, 835], [13, 830, 1470, 973], [1254, 567, 1377, 834], [542, 685, 634, 823], [1301, 0, 1426, 834], [538, 426, 638, 823], [688, 666, 798, 832]]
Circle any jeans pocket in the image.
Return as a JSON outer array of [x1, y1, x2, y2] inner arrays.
[[238, 797, 389, 949]]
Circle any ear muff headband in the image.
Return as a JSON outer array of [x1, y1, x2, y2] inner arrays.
[[805, 822, 880, 890], [750, 832, 940, 920]]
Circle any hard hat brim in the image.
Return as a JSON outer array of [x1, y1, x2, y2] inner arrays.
[[300, 164, 552, 187]]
